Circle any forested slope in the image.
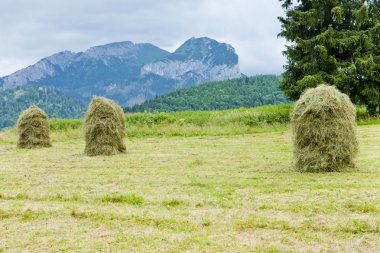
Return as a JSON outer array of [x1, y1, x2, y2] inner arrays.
[[126, 75, 289, 112]]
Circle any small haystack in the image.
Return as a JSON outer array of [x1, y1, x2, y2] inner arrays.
[[17, 105, 52, 148], [291, 84, 358, 172], [84, 96, 126, 156]]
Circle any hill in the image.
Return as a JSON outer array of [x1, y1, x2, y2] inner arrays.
[[126, 75, 289, 112], [0, 37, 241, 107], [0, 85, 85, 128]]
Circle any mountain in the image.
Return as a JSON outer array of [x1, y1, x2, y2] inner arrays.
[[126, 75, 290, 112], [0, 85, 85, 128], [0, 37, 241, 107], [141, 37, 240, 87]]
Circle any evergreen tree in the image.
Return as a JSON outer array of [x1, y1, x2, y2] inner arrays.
[[278, 0, 380, 115]]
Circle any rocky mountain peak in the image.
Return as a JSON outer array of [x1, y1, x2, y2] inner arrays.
[[1, 37, 241, 106], [168, 37, 238, 66], [85, 41, 137, 58], [44, 51, 76, 69], [141, 37, 241, 85]]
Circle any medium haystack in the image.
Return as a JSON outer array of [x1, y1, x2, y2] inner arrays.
[[291, 84, 358, 172], [84, 96, 126, 156], [17, 105, 52, 148]]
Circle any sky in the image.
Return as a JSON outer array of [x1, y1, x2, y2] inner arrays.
[[0, 0, 287, 77]]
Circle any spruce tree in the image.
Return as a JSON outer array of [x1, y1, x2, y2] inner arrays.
[[278, 0, 380, 115]]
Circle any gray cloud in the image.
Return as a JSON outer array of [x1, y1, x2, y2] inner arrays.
[[0, 0, 286, 76]]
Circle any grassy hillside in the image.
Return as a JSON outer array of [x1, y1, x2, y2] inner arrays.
[[126, 75, 290, 112], [0, 113, 379, 251]]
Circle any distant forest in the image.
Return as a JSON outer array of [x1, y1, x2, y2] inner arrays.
[[0, 86, 85, 128], [0, 75, 290, 129], [126, 75, 290, 112]]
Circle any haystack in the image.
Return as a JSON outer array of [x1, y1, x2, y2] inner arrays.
[[291, 84, 358, 172], [84, 96, 126, 156], [17, 105, 52, 148]]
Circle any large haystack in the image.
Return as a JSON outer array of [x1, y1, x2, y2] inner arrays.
[[291, 84, 358, 172], [84, 96, 126, 156], [17, 105, 52, 148]]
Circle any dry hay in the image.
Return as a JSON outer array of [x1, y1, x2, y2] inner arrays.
[[17, 105, 52, 148], [291, 84, 358, 172], [84, 96, 126, 156]]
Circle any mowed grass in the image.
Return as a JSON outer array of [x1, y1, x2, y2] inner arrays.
[[0, 123, 379, 252]]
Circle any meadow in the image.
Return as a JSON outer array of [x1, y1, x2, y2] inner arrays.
[[0, 105, 379, 252]]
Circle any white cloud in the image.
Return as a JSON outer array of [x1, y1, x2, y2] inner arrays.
[[0, 0, 286, 76]]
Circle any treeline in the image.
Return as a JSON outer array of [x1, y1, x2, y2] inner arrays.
[[0, 85, 85, 128], [126, 75, 290, 112]]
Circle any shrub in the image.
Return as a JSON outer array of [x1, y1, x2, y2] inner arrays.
[[17, 105, 52, 148], [291, 84, 358, 172], [84, 96, 126, 156]]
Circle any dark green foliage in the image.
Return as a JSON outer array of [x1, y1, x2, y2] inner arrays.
[[84, 96, 126, 156], [126, 75, 289, 112], [278, 0, 380, 115], [0, 85, 85, 128], [292, 85, 358, 172], [17, 105, 52, 149]]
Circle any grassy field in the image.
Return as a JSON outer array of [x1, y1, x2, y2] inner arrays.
[[43, 104, 380, 138], [0, 108, 379, 252]]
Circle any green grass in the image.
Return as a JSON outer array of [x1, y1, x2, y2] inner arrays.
[[101, 193, 144, 205], [41, 104, 379, 138], [46, 104, 293, 137], [0, 105, 379, 252]]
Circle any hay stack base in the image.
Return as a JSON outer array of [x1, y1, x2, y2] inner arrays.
[[84, 96, 126, 156], [291, 84, 358, 172], [17, 105, 52, 149]]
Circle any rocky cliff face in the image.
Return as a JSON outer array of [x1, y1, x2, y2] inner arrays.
[[1, 51, 75, 89], [141, 37, 240, 87], [142, 60, 240, 82], [0, 37, 241, 106]]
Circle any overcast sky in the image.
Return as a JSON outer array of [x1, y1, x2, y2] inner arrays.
[[0, 0, 287, 77]]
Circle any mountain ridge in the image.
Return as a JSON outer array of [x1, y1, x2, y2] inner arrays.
[[0, 37, 241, 106]]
